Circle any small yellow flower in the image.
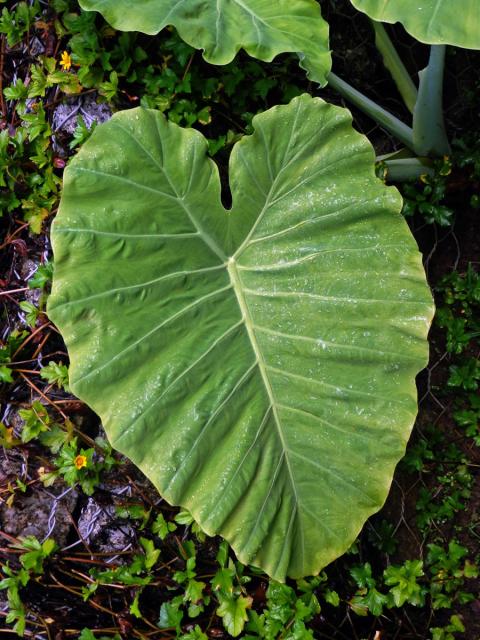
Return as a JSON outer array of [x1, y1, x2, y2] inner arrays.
[[74, 454, 87, 470], [60, 51, 72, 71]]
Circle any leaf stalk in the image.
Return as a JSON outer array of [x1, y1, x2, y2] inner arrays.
[[327, 72, 415, 151], [412, 45, 451, 157], [371, 20, 418, 114]]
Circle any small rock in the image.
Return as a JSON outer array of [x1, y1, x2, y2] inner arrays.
[[18, 258, 38, 281], [78, 496, 114, 542], [0, 484, 77, 546], [52, 94, 112, 155], [0, 448, 24, 485], [78, 496, 135, 554]]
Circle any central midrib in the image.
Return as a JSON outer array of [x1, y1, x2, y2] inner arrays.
[[227, 256, 302, 561]]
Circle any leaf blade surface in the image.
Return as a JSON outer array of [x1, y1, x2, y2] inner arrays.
[[350, 0, 480, 49], [78, 0, 331, 85], [48, 95, 434, 580]]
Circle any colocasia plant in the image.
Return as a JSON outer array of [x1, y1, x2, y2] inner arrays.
[[47, 0, 479, 580]]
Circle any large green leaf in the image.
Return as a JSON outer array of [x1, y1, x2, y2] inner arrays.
[[350, 0, 480, 50], [48, 95, 433, 581], [78, 0, 331, 85]]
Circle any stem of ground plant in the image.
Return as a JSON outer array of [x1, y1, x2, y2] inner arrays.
[[371, 20, 418, 114], [327, 72, 415, 150], [379, 157, 435, 181], [413, 45, 451, 156]]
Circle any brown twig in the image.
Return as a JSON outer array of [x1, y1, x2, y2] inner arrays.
[[0, 222, 30, 250], [0, 287, 29, 296], [12, 322, 51, 359], [31, 330, 51, 359], [19, 371, 69, 420], [182, 52, 195, 81]]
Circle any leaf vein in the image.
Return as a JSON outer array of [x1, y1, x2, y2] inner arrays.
[[244, 288, 427, 306], [253, 325, 419, 361], [205, 405, 272, 526], [55, 265, 226, 309], [114, 319, 244, 445], [286, 448, 376, 505], [267, 365, 407, 405], [72, 284, 233, 385], [164, 359, 259, 495]]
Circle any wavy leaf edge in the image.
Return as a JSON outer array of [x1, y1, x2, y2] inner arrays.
[[78, 0, 331, 85], [350, 0, 480, 50], [49, 95, 435, 581]]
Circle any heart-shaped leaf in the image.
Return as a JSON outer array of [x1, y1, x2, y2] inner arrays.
[[78, 0, 331, 85], [350, 0, 480, 50], [48, 95, 434, 580]]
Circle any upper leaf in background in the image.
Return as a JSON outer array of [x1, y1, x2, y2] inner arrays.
[[48, 95, 434, 581], [77, 0, 331, 86], [350, 0, 480, 50]]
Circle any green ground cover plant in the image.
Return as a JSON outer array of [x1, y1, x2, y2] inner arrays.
[[0, 0, 479, 637], [77, 0, 480, 169], [78, 0, 332, 85]]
